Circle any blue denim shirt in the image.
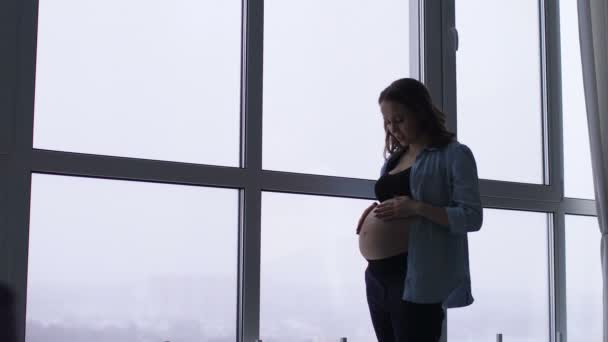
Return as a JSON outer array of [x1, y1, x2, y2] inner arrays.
[[380, 141, 483, 308]]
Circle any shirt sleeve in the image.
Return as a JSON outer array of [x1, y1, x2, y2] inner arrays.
[[445, 144, 483, 234]]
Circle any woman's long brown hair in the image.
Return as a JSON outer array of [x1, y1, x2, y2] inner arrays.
[[378, 78, 455, 158]]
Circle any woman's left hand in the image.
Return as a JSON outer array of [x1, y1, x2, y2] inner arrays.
[[373, 196, 420, 221]]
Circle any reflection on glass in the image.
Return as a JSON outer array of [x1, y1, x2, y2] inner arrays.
[[566, 215, 602, 340], [448, 209, 549, 342], [560, 0, 595, 199], [27, 174, 238, 342], [456, 0, 543, 183], [260, 192, 376, 341], [34, 0, 241, 166], [263, 0, 410, 179]]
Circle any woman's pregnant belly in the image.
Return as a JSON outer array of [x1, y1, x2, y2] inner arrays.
[[358, 211, 412, 260]]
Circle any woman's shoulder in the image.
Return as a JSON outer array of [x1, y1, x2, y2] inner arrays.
[[443, 140, 473, 154], [442, 141, 478, 169], [437, 141, 477, 165]]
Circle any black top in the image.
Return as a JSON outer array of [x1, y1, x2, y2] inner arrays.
[[368, 154, 412, 266], [374, 167, 412, 202]]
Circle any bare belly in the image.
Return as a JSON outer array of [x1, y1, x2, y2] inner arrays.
[[358, 212, 412, 260]]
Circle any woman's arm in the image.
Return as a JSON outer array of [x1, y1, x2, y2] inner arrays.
[[373, 196, 450, 226], [443, 144, 483, 233]]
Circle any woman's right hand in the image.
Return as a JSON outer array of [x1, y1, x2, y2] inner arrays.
[[356, 202, 378, 234]]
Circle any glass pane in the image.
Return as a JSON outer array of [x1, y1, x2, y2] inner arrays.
[[560, 0, 595, 199], [448, 209, 550, 342], [566, 215, 602, 340], [456, 1, 544, 183], [33, 1, 241, 166], [260, 192, 376, 341], [263, 0, 411, 179], [26, 174, 238, 342]]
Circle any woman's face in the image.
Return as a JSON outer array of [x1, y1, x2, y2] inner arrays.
[[380, 100, 419, 146]]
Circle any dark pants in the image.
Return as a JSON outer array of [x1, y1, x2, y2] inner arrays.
[[402, 300, 445, 342], [365, 254, 444, 342]]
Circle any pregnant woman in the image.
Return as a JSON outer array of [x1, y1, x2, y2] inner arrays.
[[357, 151, 414, 342], [357, 78, 482, 342]]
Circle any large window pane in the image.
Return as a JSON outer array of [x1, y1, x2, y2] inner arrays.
[[560, 0, 595, 199], [263, 0, 411, 179], [26, 174, 238, 342], [456, 1, 544, 183], [34, 1, 241, 166], [566, 215, 602, 340], [448, 209, 549, 342], [260, 192, 376, 341]]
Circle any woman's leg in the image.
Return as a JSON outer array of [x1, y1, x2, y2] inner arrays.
[[365, 268, 395, 342], [386, 272, 409, 342], [403, 300, 445, 342]]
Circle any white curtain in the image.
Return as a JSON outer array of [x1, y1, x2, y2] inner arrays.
[[577, 0, 608, 341]]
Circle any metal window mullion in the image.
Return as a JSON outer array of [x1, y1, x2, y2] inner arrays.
[[553, 211, 568, 342], [0, 0, 19, 156], [238, 186, 262, 342], [561, 198, 597, 216], [480, 179, 561, 202], [422, 0, 445, 115], [549, 212, 558, 342], [481, 195, 559, 213], [410, 0, 422, 81], [441, 0, 457, 136], [239, 0, 264, 341], [0, 163, 33, 342], [30, 149, 602, 212], [5, 0, 40, 340], [424, 0, 454, 340], [542, 0, 567, 340], [541, 0, 565, 201], [30, 149, 251, 188], [261, 171, 375, 199]]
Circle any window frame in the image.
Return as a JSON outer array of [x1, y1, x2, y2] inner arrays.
[[0, 0, 598, 341]]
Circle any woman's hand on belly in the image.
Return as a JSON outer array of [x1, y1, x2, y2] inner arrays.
[[373, 196, 421, 221]]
